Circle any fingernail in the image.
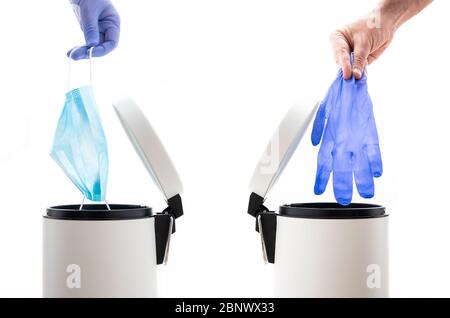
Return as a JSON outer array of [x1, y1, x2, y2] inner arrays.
[[353, 68, 362, 79]]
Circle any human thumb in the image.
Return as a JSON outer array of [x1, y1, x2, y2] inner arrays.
[[352, 41, 370, 80]]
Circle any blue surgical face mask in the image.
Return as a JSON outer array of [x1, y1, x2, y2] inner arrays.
[[50, 49, 109, 201]]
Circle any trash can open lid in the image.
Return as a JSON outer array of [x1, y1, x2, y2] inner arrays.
[[113, 97, 183, 203], [249, 100, 319, 200]]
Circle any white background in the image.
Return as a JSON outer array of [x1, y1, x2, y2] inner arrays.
[[0, 0, 448, 297]]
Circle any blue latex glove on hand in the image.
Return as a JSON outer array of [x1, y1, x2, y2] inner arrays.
[[68, 0, 120, 60], [311, 67, 382, 205]]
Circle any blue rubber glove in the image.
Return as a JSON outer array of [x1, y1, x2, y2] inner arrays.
[[311, 68, 382, 205], [68, 0, 120, 60]]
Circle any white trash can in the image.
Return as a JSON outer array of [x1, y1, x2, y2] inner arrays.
[[247, 102, 389, 298], [43, 97, 184, 298]]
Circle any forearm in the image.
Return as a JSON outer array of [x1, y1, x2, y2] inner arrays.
[[377, 0, 433, 30]]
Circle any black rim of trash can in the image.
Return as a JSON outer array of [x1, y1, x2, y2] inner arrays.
[[279, 202, 386, 219], [45, 204, 153, 220]]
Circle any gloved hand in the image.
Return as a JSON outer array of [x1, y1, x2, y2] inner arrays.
[[68, 0, 120, 60], [311, 67, 382, 205]]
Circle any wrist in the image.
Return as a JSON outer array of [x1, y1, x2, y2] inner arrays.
[[378, 0, 432, 31], [378, 1, 406, 32]]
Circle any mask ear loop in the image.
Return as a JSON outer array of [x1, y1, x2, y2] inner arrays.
[[67, 47, 77, 91], [88, 46, 94, 84], [68, 47, 110, 212], [79, 195, 85, 211], [88, 47, 112, 211], [78, 196, 111, 211], [67, 46, 94, 91]]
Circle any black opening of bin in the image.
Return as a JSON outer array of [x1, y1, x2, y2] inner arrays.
[[46, 204, 153, 220], [279, 202, 386, 219]]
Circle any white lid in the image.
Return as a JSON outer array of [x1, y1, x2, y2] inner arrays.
[[249, 101, 319, 199], [113, 97, 183, 201]]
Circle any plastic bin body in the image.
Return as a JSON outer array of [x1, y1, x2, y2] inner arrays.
[[274, 213, 388, 297], [257, 203, 389, 298], [43, 204, 159, 298]]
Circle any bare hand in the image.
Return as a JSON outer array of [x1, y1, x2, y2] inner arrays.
[[330, 0, 432, 80]]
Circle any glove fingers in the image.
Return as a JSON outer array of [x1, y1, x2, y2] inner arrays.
[[353, 151, 375, 198], [90, 43, 115, 58], [79, 5, 101, 47], [312, 69, 346, 147], [366, 144, 383, 177], [365, 114, 383, 177], [314, 160, 332, 195], [91, 25, 120, 58], [67, 46, 90, 60], [67, 31, 118, 60], [83, 27, 100, 48], [332, 151, 353, 205], [311, 95, 331, 146], [314, 129, 334, 195]]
